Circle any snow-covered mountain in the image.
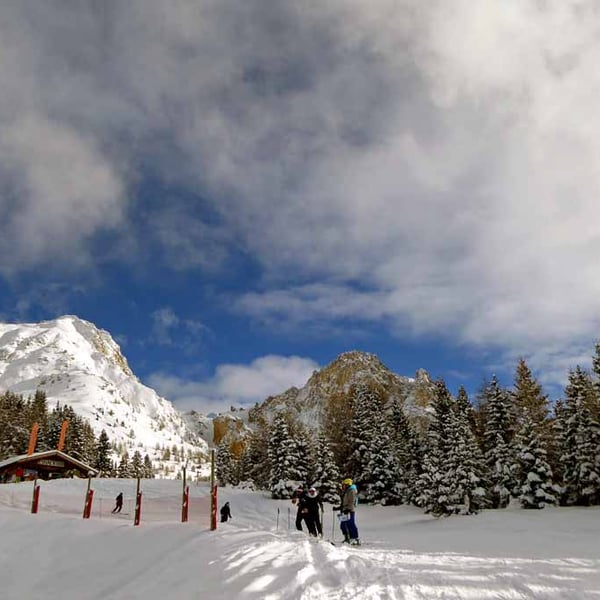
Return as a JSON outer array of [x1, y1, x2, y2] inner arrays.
[[0, 315, 209, 477]]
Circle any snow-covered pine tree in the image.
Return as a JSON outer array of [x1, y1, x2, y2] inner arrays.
[[364, 408, 397, 504], [216, 438, 235, 486], [143, 454, 154, 478], [389, 399, 419, 504], [238, 427, 270, 489], [447, 390, 487, 514], [348, 384, 381, 492], [131, 450, 143, 479], [574, 405, 600, 505], [95, 429, 112, 477], [559, 366, 598, 505], [27, 389, 48, 451], [482, 375, 515, 508], [310, 434, 340, 503], [267, 413, 304, 498], [415, 380, 454, 515], [514, 415, 556, 509], [0, 391, 29, 459], [117, 451, 132, 478]]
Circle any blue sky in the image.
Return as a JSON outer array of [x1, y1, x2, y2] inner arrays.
[[1, 1, 600, 414]]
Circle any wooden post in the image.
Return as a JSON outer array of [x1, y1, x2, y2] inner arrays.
[[210, 449, 217, 530], [27, 423, 39, 455], [31, 479, 40, 514], [181, 463, 188, 523], [134, 477, 142, 526], [83, 475, 94, 519], [57, 420, 69, 452]]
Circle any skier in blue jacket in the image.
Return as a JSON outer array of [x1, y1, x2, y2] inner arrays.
[[334, 478, 360, 545]]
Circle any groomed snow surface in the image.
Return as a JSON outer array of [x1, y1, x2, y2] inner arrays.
[[0, 479, 599, 599]]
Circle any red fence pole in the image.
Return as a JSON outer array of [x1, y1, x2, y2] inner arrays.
[[210, 484, 217, 531], [181, 486, 189, 523], [31, 483, 40, 514], [134, 491, 142, 526], [83, 489, 94, 519]]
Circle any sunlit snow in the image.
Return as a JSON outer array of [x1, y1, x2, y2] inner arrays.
[[1, 479, 599, 599]]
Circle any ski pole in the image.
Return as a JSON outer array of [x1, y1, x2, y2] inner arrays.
[[276, 507, 280, 530], [331, 507, 335, 541], [288, 506, 291, 530]]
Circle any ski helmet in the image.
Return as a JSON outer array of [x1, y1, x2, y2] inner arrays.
[[342, 478, 353, 486]]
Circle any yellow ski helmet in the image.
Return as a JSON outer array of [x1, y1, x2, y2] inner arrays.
[[342, 478, 353, 486]]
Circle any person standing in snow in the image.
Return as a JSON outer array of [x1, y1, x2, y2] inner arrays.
[[220, 501, 232, 522], [291, 485, 306, 531], [302, 487, 324, 537], [334, 478, 360, 545], [112, 492, 123, 514]]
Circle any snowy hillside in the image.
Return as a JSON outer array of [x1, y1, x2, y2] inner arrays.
[[0, 316, 208, 476]]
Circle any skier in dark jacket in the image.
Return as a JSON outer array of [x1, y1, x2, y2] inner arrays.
[[291, 485, 306, 531], [112, 492, 123, 514], [220, 501, 232, 522], [301, 487, 324, 537]]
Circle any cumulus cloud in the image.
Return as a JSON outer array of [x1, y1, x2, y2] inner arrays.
[[147, 355, 319, 414], [2, 1, 600, 384]]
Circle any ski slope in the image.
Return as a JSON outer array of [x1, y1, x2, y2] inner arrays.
[[0, 479, 599, 599]]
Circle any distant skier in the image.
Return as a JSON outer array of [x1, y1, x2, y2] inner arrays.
[[301, 487, 324, 537], [112, 492, 123, 514], [334, 478, 360, 545], [220, 501, 232, 522]]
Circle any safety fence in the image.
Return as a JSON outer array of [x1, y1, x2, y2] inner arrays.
[[0, 478, 215, 527]]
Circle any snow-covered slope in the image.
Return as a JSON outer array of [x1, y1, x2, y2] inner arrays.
[[0, 316, 208, 475]]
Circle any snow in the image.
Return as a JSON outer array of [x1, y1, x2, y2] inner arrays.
[[1, 479, 599, 599]]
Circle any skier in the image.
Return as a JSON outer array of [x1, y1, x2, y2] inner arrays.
[[291, 484, 306, 531], [220, 501, 232, 522], [112, 492, 123, 514], [334, 478, 360, 545], [302, 487, 324, 537]]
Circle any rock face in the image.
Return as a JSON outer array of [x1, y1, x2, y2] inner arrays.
[[0, 315, 208, 477], [248, 350, 432, 431]]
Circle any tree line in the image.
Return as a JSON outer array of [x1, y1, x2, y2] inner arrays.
[[0, 389, 154, 479], [217, 346, 600, 515]]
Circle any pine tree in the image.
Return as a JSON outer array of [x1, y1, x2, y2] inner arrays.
[[559, 366, 600, 505], [117, 451, 132, 478], [0, 391, 29, 458], [389, 400, 423, 505], [216, 439, 235, 486], [348, 385, 382, 491], [514, 416, 556, 509], [95, 430, 112, 476], [143, 454, 154, 479], [482, 376, 515, 508], [131, 450, 144, 478], [310, 434, 340, 503], [415, 380, 455, 515], [447, 391, 487, 514], [267, 414, 303, 498]]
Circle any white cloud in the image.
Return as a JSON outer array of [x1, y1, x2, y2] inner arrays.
[[147, 355, 319, 414], [150, 307, 208, 348], [2, 1, 600, 384]]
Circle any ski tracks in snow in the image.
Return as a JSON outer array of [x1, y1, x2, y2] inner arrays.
[[222, 534, 600, 599]]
